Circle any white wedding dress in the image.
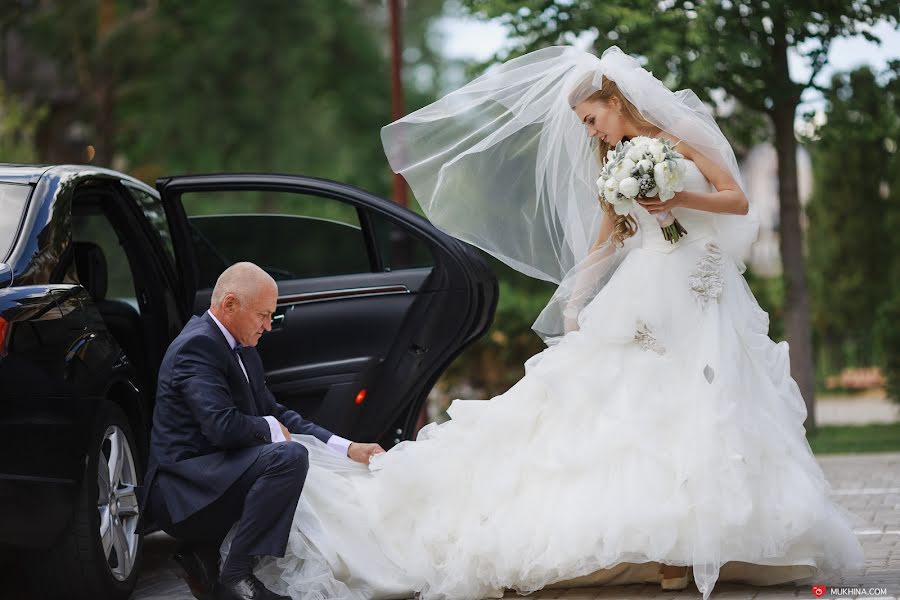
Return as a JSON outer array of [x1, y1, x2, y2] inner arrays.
[[223, 160, 866, 599]]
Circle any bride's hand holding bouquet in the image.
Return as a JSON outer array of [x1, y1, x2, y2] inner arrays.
[[596, 136, 689, 243]]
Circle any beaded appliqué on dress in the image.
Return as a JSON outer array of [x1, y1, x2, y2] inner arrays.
[[634, 320, 666, 355], [688, 241, 724, 307]]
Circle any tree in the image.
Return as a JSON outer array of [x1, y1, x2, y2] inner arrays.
[[3, 0, 159, 166], [804, 63, 899, 380], [3, 1, 449, 197], [0, 81, 44, 162], [458, 0, 898, 429]]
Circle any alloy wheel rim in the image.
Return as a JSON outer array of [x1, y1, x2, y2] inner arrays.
[[97, 425, 139, 581]]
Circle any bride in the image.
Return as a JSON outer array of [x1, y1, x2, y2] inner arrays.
[[223, 45, 865, 599]]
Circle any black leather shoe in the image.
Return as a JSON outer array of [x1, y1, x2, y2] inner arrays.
[[215, 575, 289, 600], [170, 543, 221, 600]]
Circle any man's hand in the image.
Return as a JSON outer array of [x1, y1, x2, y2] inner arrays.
[[347, 442, 386, 465], [278, 421, 291, 442]]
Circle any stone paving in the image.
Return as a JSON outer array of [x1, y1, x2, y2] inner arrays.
[[816, 393, 900, 426], [125, 452, 900, 600], [2, 452, 895, 600]]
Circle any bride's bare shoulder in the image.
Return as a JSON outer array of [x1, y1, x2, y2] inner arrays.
[[660, 133, 744, 198], [657, 131, 697, 161]]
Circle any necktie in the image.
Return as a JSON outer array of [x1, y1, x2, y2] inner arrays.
[[232, 344, 250, 382], [232, 344, 259, 414]]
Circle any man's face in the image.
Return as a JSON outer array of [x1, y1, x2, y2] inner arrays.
[[227, 284, 277, 347]]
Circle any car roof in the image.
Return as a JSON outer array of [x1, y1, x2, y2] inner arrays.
[[0, 164, 53, 184], [0, 163, 157, 195]]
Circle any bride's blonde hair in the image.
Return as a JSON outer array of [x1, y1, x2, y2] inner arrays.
[[569, 76, 658, 248]]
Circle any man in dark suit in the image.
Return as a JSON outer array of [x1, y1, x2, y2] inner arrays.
[[144, 262, 384, 600]]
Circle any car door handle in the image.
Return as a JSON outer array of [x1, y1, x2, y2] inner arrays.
[[271, 308, 289, 330]]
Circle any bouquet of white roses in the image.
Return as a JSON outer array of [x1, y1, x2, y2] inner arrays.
[[596, 136, 688, 243]]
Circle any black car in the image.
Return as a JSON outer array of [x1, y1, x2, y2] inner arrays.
[[0, 164, 497, 599]]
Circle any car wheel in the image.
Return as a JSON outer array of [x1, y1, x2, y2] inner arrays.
[[31, 400, 144, 600]]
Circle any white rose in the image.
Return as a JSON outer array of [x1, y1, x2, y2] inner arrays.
[[637, 159, 654, 173], [602, 178, 619, 202], [613, 198, 633, 215], [618, 177, 640, 198], [620, 158, 636, 174], [626, 143, 646, 161], [602, 176, 618, 199], [653, 159, 686, 201]]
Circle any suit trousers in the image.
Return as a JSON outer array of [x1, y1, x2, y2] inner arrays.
[[150, 442, 310, 559]]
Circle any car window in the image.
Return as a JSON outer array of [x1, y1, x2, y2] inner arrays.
[[367, 210, 434, 271], [0, 183, 32, 261], [71, 213, 141, 313], [125, 185, 177, 273], [180, 190, 370, 289]]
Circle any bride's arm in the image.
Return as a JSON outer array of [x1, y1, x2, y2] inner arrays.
[[589, 208, 615, 253], [640, 141, 749, 215], [563, 210, 616, 333], [670, 189, 748, 215]]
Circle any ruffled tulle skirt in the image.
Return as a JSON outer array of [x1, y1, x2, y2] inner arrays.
[[224, 233, 866, 599]]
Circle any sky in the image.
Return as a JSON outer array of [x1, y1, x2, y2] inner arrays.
[[435, 14, 900, 129]]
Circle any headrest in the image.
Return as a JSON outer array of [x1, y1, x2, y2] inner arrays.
[[73, 241, 108, 301]]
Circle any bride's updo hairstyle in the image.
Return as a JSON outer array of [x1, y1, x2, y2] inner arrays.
[[568, 74, 656, 248]]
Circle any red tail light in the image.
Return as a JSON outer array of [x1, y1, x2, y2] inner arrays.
[[0, 316, 8, 357], [354, 389, 367, 405]]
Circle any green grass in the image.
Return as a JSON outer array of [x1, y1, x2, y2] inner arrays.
[[807, 422, 900, 454]]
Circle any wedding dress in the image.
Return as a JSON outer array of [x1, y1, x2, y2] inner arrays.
[[221, 158, 866, 600]]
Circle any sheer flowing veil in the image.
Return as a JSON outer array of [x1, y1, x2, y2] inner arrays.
[[381, 45, 760, 346]]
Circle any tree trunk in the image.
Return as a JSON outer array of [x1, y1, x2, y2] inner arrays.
[[772, 101, 817, 431], [94, 76, 114, 167], [93, 0, 116, 167]]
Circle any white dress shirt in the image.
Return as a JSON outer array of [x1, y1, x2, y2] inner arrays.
[[207, 310, 354, 457]]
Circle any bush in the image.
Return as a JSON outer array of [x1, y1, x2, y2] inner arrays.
[[429, 260, 555, 418], [874, 292, 900, 404]]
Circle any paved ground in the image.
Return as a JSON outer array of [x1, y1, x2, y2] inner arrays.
[[816, 392, 899, 426], [3, 452, 896, 600], [124, 452, 900, 600]]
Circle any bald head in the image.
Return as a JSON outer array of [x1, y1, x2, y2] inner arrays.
[[211, 262, 276, 307], [209, 262, 278, 347]]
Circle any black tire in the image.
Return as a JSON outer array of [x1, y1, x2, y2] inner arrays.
[[29, 400, 144, 600]]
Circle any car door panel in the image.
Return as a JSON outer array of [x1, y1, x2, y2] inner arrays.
[[157, 174, 497, 447]]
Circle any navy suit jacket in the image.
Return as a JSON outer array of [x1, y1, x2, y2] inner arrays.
[[143, 312, 332, 524]]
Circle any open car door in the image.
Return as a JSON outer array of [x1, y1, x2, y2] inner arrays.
[[157, 173, 497, 448]]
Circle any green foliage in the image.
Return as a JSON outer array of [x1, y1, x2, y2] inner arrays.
[[115, 1, 393, 192], [804, 62, 900, 388], [6, 1, 450, 198], [875, 293, 900, 404], [437, 255, 554, 396], [807, 422, 900, 454], [0, 82, 45, 162], [805, 65, 898, 340], [742, 266, 785, 341]]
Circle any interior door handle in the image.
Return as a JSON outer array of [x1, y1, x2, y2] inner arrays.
[[271, 304, 291, 330]]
